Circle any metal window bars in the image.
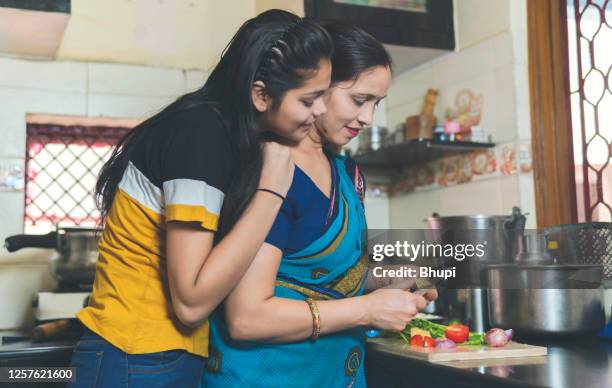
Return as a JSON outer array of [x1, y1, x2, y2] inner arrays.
[[25, 123, 130, 233]]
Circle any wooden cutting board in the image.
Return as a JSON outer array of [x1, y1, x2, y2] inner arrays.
[[367, 337, 547, 362]]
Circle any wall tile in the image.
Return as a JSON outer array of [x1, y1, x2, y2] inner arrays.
[[510, 0, 528, 35], [0, 58, 86, 93], [88, 63, 186, 96], [438, 179, 503, 215], [0, 110, 26, 158], [185, 69, 208, 92], [456, 0, 510, 50], [365, 196, 390, 229], [431, 52, 459, 90], [0, 264, 57, 329], [0, 158, 24, 192], [389, 190, 441, 228], [500, 175, 521, 212], [87, 93, 176, 119], [372, 99, 388, 127], [0, 191, 25, 248], [386, 99, 422, 130], [431, 37, 498, 91], [387, 65, 434, 109], [492, 63, 518, 143], [514, 64, 531, 139], [0, 87, 87, 157], [492, 32, 514, 69], [518, 172, 538, 228]]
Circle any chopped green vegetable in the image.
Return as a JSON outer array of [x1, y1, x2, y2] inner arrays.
[[464, 332, 485, 345], [404, 318, 446, 339], [395, 318, 486, 345]]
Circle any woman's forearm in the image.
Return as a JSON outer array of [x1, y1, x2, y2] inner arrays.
[[228, 295, 369, 343], [168, 191, 283, 326]]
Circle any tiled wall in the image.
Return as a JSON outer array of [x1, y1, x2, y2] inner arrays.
[[0, 57, 207, 328], [383, 0, 536, 229]]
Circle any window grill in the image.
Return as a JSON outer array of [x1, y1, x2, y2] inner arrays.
[[566, 0, 612, 222], [25, 123, 130, 233]]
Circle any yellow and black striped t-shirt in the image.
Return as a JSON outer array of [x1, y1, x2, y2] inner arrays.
[[77, 105, 233, 357]]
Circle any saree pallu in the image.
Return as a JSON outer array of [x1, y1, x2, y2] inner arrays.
[[202, 156, 368, 388]]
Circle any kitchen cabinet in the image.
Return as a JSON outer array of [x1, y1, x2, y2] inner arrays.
[[304, 0, 455, 73], [304, 0, 454, 49]]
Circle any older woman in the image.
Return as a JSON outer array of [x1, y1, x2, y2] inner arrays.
[[202, 23, 437, 388]]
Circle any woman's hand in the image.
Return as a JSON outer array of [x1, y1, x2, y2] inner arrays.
[[259, 142, 294, 197], [361, 289, 429, 332]]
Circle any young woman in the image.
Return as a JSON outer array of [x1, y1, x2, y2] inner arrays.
[[202, 23, 437, 388], [69, 10, 333, 388]]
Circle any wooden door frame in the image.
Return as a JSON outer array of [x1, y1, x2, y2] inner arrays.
[[527, 0, 576, 228]]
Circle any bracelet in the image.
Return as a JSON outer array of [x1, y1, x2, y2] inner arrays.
[[256, 188, 285, 201], [305, 298, 321, 340]]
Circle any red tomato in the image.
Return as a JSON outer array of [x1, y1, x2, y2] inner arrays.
[[410, 335, 424, 346], [423, 336, 436, 348], [445, 324, 469, 343]]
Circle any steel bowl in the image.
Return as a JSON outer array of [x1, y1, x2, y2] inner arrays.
[[486, 263, 605, 335]]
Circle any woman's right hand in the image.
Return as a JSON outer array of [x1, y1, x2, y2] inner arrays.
[[258, 142, 295, 197], [361, 289, 429, 332]]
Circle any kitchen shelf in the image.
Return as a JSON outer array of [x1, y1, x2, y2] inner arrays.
[[352, 139, 495, 170]]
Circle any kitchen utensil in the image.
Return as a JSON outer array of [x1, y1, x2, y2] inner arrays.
[[486, 263, 605, 335], [425, 208, 526, 332], [358, 126, 388, 153], [5, 226, 100, 286], [542, 222, 611, 285], [32, 319, 73, 342], [367, 337, 547, 362], [514, 231, 554, 264], [425, 207, 526, 286]]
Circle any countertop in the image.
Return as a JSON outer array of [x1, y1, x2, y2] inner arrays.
[[2, 330, 611, 388], [365, 335, 612, 388], [0, 330, 76, 363], [0, 331, 76, 387]]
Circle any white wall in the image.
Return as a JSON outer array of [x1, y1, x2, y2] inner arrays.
[[384, 0, 536, 229]]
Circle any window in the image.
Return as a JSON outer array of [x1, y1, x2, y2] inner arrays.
[[566, 0, 612, 222], [24, 118, 133, 234]]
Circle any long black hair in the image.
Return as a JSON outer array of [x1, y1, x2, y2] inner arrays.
[[325, 22, 392, 83], [95, 10, 333, 239]]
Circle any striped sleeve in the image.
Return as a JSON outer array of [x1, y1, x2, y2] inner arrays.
[[161, 108, 232, 231]]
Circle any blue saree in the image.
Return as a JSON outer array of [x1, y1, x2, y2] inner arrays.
[[202, 155, 368, 388]]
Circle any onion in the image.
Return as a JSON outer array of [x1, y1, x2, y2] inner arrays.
[[435, 339, 457, 349], [504, 329, 514, 341], [485, 328, 509, 347]]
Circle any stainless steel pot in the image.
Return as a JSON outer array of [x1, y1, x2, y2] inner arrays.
[[486, 263, 605, 335], [5, 226, 100, 285], [423, 207, 526, 332], [358, 126, 388, 153], [425, 207, 526, 286]]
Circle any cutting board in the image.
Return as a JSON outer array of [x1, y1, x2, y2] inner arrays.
[[367, 337, 547, 362]]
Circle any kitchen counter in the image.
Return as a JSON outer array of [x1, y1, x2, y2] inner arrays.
[[365, 335, 612, 388], [0, 330, 76, 365], [2, 330, 611, 387], [0, 337, 75, 363], [0, 331, 76, 387]]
